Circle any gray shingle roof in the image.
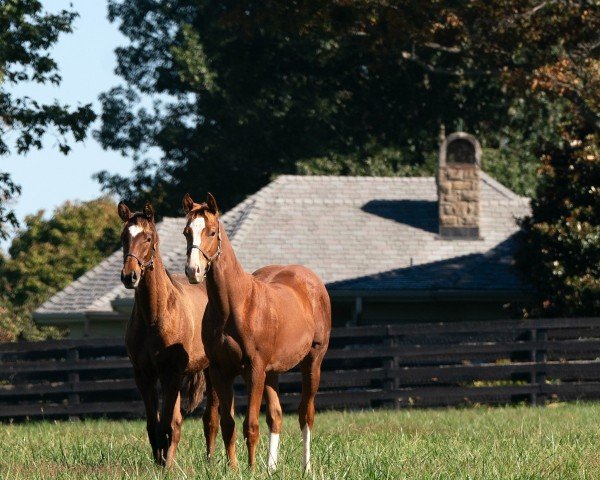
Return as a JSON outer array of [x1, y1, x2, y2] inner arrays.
[[35, 173, 530, 317]]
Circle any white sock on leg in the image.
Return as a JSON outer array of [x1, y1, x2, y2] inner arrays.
[[302, 425, 311, 473], [268, 432, 280, 472]]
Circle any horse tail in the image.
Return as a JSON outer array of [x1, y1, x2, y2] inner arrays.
[[183, 370, 206, 414]]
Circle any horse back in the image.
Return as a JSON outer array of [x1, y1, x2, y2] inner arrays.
[[252, 264, 331, 366]]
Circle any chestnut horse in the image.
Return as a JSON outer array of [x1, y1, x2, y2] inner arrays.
[[182, 193, 331, 472], [118, 201, 220, 468]]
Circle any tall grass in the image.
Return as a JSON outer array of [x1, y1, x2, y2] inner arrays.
[[1, 403, 599, 479]]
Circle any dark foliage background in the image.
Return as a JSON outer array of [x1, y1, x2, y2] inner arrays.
[[97, 0, 588, 212]]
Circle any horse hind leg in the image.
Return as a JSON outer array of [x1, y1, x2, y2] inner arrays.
[[264, 373, 283, 472], [202, 368, 220, 460], [298, 350, 326, 473]]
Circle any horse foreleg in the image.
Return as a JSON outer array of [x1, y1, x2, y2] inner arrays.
[[299, 351, 325, 473], [210, 365, 238, 469], [202, 368, 220, 460], [158, 376, 184, 469], [243, 365, 266, 469], [264, 373, 282, 473], [134, 370, 160, 464]]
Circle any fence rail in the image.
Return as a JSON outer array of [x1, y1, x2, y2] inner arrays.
[[1, 317, 599, 420]]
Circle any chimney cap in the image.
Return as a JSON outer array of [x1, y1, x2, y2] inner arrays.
[[439, 132, 482, 168]]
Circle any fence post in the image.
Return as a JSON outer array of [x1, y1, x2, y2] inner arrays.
[[536, 329, 548, 404], [529, 329, 537, 406], [67, 348, 80, 421], [383, 328, 400, 408]]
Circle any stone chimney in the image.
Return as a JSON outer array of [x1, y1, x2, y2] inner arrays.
[[437, 132, 482, 239]]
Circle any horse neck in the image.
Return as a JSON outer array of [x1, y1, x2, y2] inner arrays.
[[135, 251, 173, 325], [206, 223, 252, 321]]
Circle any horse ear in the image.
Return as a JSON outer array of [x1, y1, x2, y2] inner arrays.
[[182, 193, 195, 214], [117, 202, 131, 222], [143, 202, 154, 222], [206, 192, 219, 215]]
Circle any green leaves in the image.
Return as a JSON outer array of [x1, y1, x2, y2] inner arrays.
[[97, 1, 599, 215], [97, 1, 598, 316], [0, 0, 96, 238], [0, 172, 21, 240], [517, 134, 600, 316], [171, 24, 218, 93], [0, 197, 122, 341]]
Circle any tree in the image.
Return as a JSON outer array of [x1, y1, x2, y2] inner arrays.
[[0, 0, 96, 238], [514, 20, 599, 316], [0, 197, 122, 341], [517, 135, 599, 317], [98, 1, 598, 315], [98, 0, 583, 214]]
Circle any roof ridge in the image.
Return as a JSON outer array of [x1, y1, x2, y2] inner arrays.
[[87, 283, 129, 312], [227, 198, 257, 250], [480, 172, 527, 202], [225, 179, 283, 250], [276, 174, 434, 181]]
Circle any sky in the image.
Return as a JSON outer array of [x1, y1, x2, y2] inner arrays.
[[2, 0, 133, 248]]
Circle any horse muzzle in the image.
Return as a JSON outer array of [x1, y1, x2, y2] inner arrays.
[[184, 264, 206, 284], [121, 269, 140, 289]]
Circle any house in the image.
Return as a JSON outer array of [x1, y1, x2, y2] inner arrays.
[[34, 133, 531, 337]]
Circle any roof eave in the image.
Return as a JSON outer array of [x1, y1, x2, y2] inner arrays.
[[33, 311, 128, 324], [33, 312, 87, 325], [327, 288, 531, 302], [111, 297, 134, 314]]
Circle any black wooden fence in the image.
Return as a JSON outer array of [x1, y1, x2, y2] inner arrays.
[[1, 317, 600, 420]]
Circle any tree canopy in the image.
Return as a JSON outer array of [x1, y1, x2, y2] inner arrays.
[[0, 197, 121, 341], [99, 0, 595, 213], [517, 134, 599, 317], [0, 0, 96, 239], [97, 0, 598, 316]]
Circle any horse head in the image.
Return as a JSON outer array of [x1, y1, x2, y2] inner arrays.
[[117, 201, 158, 289], [182, 192, 221, 284]]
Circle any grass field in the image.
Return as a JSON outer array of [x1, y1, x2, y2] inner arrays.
[[1, 403, 599, 479]]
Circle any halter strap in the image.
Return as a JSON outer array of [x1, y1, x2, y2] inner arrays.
[[124, 252, 154, 272], [187, 226, 222, 272]]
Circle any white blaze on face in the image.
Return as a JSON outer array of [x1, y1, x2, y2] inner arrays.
[[186, 217, 206, 278], [190, 217, 205, 248], [128, 225, 143, 238], [267, 432, 280, 472], [302, 425, 311, 473]]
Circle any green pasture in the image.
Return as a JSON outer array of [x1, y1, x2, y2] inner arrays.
[[1, 403, 599, 479]]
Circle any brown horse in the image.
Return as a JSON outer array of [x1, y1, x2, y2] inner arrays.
[[182, 193, 331, 472], [118, 201, 220, 468]]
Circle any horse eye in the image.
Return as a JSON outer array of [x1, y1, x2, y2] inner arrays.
[[209, 231, 216, 237], [146, 237, 151, 242]]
